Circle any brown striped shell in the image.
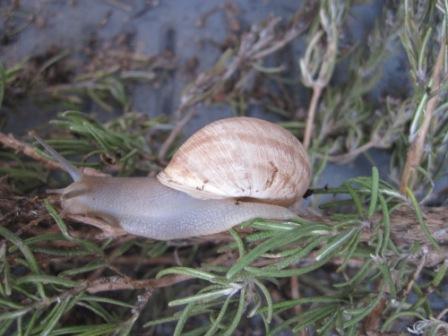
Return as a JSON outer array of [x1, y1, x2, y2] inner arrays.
[[157, 117, 311, 206]]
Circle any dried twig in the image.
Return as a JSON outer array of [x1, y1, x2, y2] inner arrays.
[[299, 3, 341, 149], [0, 131, 106, 176], [0, 132, 61, 170], [362, 296, 387, 334], [158, 108, 196, 163], [8, 274, 190, 319], [303, 85, 323, 149], [85, 274, 191, 293], [157, 12, 311, 161], [402, 246, 428, 298], [62, 204, 448, 266], [400, 41, 446, 193], [324, 139, 383, 163], [290, 276, 302, 316]]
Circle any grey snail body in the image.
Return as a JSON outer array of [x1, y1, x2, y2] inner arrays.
[[38, 117, 311, 240], [61, 176, 296, 240]]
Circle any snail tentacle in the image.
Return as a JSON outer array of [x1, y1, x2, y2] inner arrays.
[[34, 135, 82, 182]]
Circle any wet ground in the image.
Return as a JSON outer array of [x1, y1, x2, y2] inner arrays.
[[2, 0, 308, 133], [1, 0, 403, 188]]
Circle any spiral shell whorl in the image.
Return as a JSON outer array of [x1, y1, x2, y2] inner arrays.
[[157, 117, 311, 206]]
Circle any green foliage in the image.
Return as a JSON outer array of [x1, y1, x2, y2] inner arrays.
[[1, 124, 446, 335], [392, 0, 448, 194], [45, 111, 159, 174], [1, 1, 447, 335]]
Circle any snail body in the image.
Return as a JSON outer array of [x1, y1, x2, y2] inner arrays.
[[61, 176, 296, 240], [38, 117, 311, 240]]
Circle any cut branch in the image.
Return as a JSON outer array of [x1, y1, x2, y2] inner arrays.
[[0, 131, 105, 176], [85, 274, 191, 293], [400, 41, 446, 194], [5, 274, 191, 319], [55, 204, 447, 267], [0, 132, 61, 171], [303, 85, 323, 149]]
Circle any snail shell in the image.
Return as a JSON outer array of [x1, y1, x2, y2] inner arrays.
[[157, 117, 311, 206]]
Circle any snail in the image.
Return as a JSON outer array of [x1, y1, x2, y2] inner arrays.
[[37, 117, 311, 240]]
